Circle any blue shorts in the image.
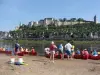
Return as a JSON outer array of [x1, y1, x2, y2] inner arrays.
[[66, 50, 71, 56]]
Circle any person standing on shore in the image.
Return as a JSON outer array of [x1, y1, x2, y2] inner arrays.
[[15, 42, 20, 55], [65, 41, 72, 59], [71, 45, 75, 58], [49, 41, 57, 63], [58, 44, 64, 59]]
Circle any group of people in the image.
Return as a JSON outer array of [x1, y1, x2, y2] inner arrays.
[[14, 42, 36, 55], [45, 40, 75, 63], [76, 48, 98, 56], [45, 41, 99, 63]]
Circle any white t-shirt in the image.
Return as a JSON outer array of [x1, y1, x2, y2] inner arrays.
[[65, 43, 72, 51], [44, 48, 50, 54]]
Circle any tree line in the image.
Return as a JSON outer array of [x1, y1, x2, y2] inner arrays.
[[9, 22, 100, 41]]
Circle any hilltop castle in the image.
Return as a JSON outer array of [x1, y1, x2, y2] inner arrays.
[[27, 15, 98, 27], [15, 15, 98, 30]]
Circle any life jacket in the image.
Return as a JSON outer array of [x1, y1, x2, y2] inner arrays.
[[84, 51, 89, 55], [31, 49, 35, 53], [50, 44, 57, 51], [76, 50, 80, 55], [92, 51, 98, 56], [58, 45, 62, 49]]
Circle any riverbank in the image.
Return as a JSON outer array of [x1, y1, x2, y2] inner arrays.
[[0, 54, 100, 75], [1, 39, 100, 45], [1, 40, 100, 53]]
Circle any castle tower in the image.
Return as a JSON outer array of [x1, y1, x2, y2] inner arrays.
[[19, 22, 22, 26], [94, 15, 97, 24]]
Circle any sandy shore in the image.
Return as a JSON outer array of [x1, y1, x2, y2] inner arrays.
[[0, 54, 100, 75]]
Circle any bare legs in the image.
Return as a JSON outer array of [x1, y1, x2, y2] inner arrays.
[[67, 55, 70, 59], [50, 51, 55, 63], [61, 53, 64, 59]]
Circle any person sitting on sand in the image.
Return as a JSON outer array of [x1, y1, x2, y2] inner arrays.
[[92, 49, 98, 56], [49, 41, 57, 63]]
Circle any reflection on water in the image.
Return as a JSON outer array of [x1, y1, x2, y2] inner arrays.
[[0, 41, 100, 55], [0, 42, 14, 51]]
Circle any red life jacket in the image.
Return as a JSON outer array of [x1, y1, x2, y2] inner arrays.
[[31, 49, 35, 53], [84, 51, 89, 55], [50, 44, 56, 51]]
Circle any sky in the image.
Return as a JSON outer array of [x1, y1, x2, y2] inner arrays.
[[0, 0, 100, 31]]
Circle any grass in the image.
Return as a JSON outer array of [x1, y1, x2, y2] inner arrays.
[[1, 40, 100, 45]]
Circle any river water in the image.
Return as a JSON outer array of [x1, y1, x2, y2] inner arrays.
[[0, 41, 45, 55], [0, 41, 100, 55], [0, 42, 14, 51]]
